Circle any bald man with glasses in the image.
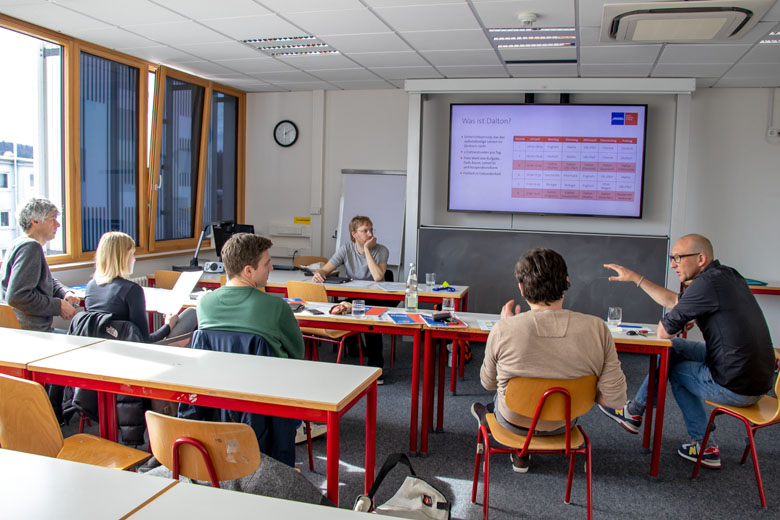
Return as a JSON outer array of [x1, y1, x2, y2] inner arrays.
[[599, 234, 774, 469]]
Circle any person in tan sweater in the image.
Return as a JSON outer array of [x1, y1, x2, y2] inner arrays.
[[472, 247, 627, 473]]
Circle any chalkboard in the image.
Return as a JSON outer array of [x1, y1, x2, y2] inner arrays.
[[418, 227, 669, 323], [337, 170, 405, 265]]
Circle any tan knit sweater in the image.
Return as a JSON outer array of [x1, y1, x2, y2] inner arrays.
[[480, 308, 627, 431]]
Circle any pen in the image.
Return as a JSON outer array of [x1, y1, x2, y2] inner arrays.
[[619, 324, 643, 328]]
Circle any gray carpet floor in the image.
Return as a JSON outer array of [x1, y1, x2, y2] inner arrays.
[[63, 338, 780, 519]]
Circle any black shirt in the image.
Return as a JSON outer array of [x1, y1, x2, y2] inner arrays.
[[661, 260, 774, 396], [84, 278, 169, 343]]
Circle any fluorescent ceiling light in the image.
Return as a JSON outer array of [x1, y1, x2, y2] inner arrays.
[[486, 26, 576, 58], [243, 35, 337, 57]]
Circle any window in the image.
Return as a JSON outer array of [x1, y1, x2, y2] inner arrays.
[[80, 52, 139, 252], [204, 90, 238, 225], [0, 26, 64, 256], [0, 212, 8, 227], [0, 172, 7, 188], [154, 75, 204, 242]]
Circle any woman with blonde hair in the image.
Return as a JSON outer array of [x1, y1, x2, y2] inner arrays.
[[84, 231, 196, 342]]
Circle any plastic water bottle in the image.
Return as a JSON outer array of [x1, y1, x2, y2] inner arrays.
[[405, 263, 418, 311]]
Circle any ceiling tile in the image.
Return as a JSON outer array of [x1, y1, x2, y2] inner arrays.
[[270, 80, 335, 90], [373, 3, 481, 32], [219, 57, 299, 73], [723, 61, 780, 77], [55, 0, 184, 26], [498, 46, 577, 62], [152, 0, 270, 19], [125, 20, 231, 45], [437, 64, 509, 78], [274, 53, 356, 70], [249, 70, 318, 82], [258, 0, 364, 13], [114, 45, 200, 63], [363, 0, 457, 7], [172, 60, 235, 75], [659, 44, 752, 63], [1, 3, 110, 32], [307, 68, 377, 81], [386, 79, 405, 88], [579, 44, 661, 63], [762, 1, 780, 22], [507, 62, 578, 77], [285, 8, 390, 36], [372, 65, 442, 79], [653, 62, 733, 77], [695, 77, 719, 88], [350, 51, 429, 67], [320, 33, 411, 53], [400, 29, 492, 51], [70, 27, 159, 50], [328, 79, 395, 89], [731, 21, 779, 44], [198, 15, 305, 40], [471, 0, 575, 29], [176, 41, 264, 61], [422, 49, 501, 66], [579, 62, 653, 77], [739, 43, 780, 63], [716, 76, 780, 87]]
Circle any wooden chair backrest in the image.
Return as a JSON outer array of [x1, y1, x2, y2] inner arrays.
[[505, 375, 598, 422], [219, 274, 227, 286], [0, 304, 21, 329], [0, 373, 64, 457], [145, 411, 261, 483], [286, 280, 328, 303], [292, 255, 328, 268], [154, 270, 181, 290]]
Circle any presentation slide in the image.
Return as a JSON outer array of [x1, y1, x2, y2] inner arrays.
[[448, 104, 647, 218]]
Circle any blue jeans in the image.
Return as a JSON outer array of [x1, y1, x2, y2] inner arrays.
[[632, 338, 762, 441]]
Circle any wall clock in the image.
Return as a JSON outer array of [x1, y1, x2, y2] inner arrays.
[[274, 120, 298, 147]]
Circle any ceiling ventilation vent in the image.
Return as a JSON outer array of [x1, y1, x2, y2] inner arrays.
[[601, 0, 775, 42]]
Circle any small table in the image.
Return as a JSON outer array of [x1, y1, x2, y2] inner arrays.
[[421, 314, 672, 478], [28, 340, 379, 506], [0, 449, 177, 519], [0, 328, 102, 378]]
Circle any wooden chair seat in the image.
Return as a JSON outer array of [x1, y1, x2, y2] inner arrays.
[[154, 270, 181, 289], [705, 395, 780, 426], [59, 433, 150, 469], [485, 414, 586, 451], [299, 326, 352, 340], [293, 256, 328, 268]]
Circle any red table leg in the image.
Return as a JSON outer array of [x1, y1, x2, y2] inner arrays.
[[650, 349, 670, 478], [409, 330, 422, 453], [365, 382, 377, 494], [326, 410, 341, 506], [97, 391, 118, 442], [642, 355, 657, 452], [421, 330, 435, 453]]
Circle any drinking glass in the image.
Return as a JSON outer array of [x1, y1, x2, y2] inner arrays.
[[607, 307, 622, 327], [425, 273, 436, 287], [442, 297, 455, 313], [352, 299, 366, 318]]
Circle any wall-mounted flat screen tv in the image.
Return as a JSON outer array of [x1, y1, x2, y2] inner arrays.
[[448, 104, 648, 218]]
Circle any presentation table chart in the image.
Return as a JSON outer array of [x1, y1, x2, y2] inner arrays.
[[420, 314, 671, 478], [27, 340, 380, 506], [0, 328, 102, 378], [293, 302, 427, 454], [0, 449, 177, 519], [128, 476, 374, 519]]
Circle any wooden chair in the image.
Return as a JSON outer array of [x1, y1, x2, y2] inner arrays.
[[286, 281, 362, 365], [472, 375, 598, 520], [154, 270, 181, 289], [0, 373, 150, 470], [0, 303, 21, 329], [145, 410, 261, 487], [292, 255, 328, 268], [691, 372, 780, 507]]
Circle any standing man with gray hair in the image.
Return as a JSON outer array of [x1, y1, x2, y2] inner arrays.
[[1, 198, 79, 331]]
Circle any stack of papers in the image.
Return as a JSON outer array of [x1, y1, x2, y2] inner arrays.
[[143, 270, 202, 315]]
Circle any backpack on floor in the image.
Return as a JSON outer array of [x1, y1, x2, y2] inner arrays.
[[354, 453, 450, 520]]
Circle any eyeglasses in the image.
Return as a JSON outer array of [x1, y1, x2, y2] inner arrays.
[[355, 228, 374, 234], [668, 253, 700, 263]]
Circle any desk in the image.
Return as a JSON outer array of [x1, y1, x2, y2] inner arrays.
[[128, 477, 372, 519], [748, 282, 780, 296], [0, 328, 102, 378], [28, 340, 379, 506], [0, 449, 177, 519], [421, 314, 671, 478], [293, 303, 426, 454]]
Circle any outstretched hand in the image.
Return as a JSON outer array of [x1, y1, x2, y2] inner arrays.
[[603, 263, 640, 284], [500, 299, 521, 319]]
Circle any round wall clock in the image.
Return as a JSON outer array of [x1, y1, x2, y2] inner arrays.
[[274, 120, 298, 147]]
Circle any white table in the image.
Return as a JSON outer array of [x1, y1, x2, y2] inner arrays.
[[0, 448, 176, 519], [128, 478, 372, 519], [0, 328, 102, 378], [28, 340, 379, 506]]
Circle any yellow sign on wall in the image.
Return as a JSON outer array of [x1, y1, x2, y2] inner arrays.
[[294, 217, 311, 225]]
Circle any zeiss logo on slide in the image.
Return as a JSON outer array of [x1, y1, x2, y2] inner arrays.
[[612, 112, 638, 125]]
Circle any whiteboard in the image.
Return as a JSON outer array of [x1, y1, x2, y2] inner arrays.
[[337, 171, 405, 266]]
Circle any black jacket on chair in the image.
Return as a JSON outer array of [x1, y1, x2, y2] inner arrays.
[[67, 311, 148, 445], [178, 329, 297, 467]]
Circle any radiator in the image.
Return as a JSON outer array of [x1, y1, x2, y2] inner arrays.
[[129, 275, 149, 287]]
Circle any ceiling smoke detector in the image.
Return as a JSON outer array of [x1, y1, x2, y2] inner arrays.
[[517, 12, 538, 27], [601, 0, 775, 42]]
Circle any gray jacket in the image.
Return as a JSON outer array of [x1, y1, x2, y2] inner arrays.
[[0, 236, 68, 331]]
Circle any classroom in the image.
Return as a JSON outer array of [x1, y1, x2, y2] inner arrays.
[[1, 1, 779, 519]]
